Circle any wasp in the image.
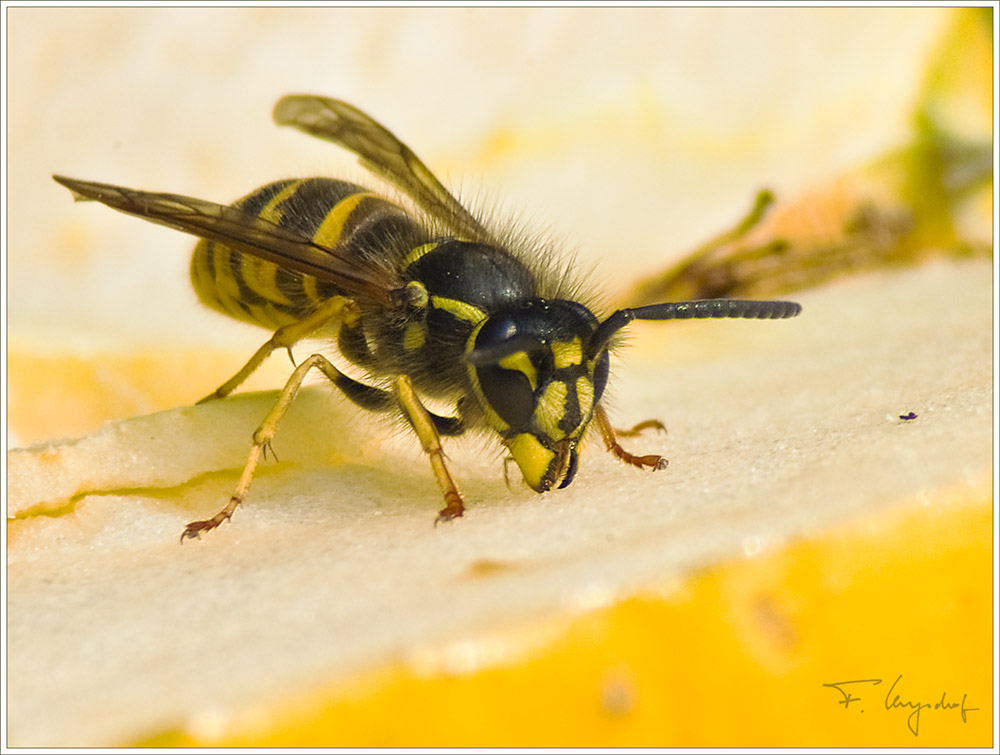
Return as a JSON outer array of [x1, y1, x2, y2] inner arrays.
[[53, 95, 801, 541]]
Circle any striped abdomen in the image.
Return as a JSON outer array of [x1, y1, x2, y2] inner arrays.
[[190, 178, 428, 331]]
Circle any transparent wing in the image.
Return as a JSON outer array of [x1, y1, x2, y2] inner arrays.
[[273, 95, 493, 244], [52, 175, 399, 306]]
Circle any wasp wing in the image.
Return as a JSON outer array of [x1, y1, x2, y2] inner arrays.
[[273, 95, 493, 245], [52, 175, 398, 306]]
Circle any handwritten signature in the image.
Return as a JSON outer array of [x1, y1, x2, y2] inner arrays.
[[823, 675, 978, 736]]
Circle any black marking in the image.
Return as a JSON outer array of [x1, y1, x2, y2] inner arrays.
[[407, 239, 536, 312], [330, 371, 394, 413], [431, 413, 465, 437], [556, 378, 582, 436], [338, 320, 375, 368]]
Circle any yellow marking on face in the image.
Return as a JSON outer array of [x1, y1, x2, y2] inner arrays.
[[402, 242, 440, 269], [498, 351, 538, 391], [258, 180, 304, 222], [506, 433, 555, 492], [313, 191, 376, 248], [403, 322, 426, 351], [534, 381, 568, 442], [241, 257, 293, 306], [431, 296, 485, 324], [552, 337, 583, 369], [576, 376, 595, 420]]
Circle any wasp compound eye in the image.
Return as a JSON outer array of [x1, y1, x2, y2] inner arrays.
[[475, 362, 535, 428], [592, 350, 610, 402], [470, 315, 543, 430]]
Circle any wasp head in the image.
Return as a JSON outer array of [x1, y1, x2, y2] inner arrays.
[[466, 299, 610, 492]]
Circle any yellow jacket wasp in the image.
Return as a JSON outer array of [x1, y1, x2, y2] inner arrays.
[[53, 95, 801, 541]]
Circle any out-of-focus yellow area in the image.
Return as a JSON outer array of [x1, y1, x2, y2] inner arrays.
[[7, 337, 289, 446], [141, 490, 991, 748], [625, 7, 993, 305], [7, 336, 288, 445]]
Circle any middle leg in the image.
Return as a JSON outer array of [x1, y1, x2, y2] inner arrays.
[[394, 375, 465, 523]]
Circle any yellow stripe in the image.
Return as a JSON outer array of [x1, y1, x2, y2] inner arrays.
[[212, 247, 245, 313], [301, 275, 323, 307], [244, 180, 301, 310], [402, 242, 439, 269], [258, 180, 303, 222], [219, 292, 251, 322], [403, 322, 426, 351], [246, 302, 298, 331], [190, 240, 214, 300], [431, 296, 485, 324], [240, 257, 294, 306], [313, 192, 377, 248]]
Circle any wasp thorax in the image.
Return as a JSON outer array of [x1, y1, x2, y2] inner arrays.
[[467, 299, 611, 492]]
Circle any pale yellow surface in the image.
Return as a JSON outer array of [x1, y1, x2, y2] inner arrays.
[[5, 7, 994, 748], [143, 493, 992, 748], [7, 260, 993, 746]]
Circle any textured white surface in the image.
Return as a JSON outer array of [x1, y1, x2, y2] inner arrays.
[[7, 260, 993, 746]]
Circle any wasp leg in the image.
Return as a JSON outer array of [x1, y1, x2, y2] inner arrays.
[[182, 356, 467, 541], [197, 295, 360, 404], [613, 418, 667, 438], [182, 352, 358, 541], [329, 371, 466, 437], [394, 375, 465, 524], [594, 405, 669, 472]]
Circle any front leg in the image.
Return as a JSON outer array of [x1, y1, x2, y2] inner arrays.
[[594, 405, 669, 471]]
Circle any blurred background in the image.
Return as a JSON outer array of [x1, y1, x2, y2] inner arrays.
[[8, 7, 967, 338], [10, 5, 987, 446]]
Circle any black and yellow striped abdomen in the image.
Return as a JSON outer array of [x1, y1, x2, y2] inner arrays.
[[190, 178, 428, 331]]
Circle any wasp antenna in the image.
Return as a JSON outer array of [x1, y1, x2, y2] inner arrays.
[[53, 175, 100, 202], [633, 299, 802, 321], [588, 299, 801, 358]]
